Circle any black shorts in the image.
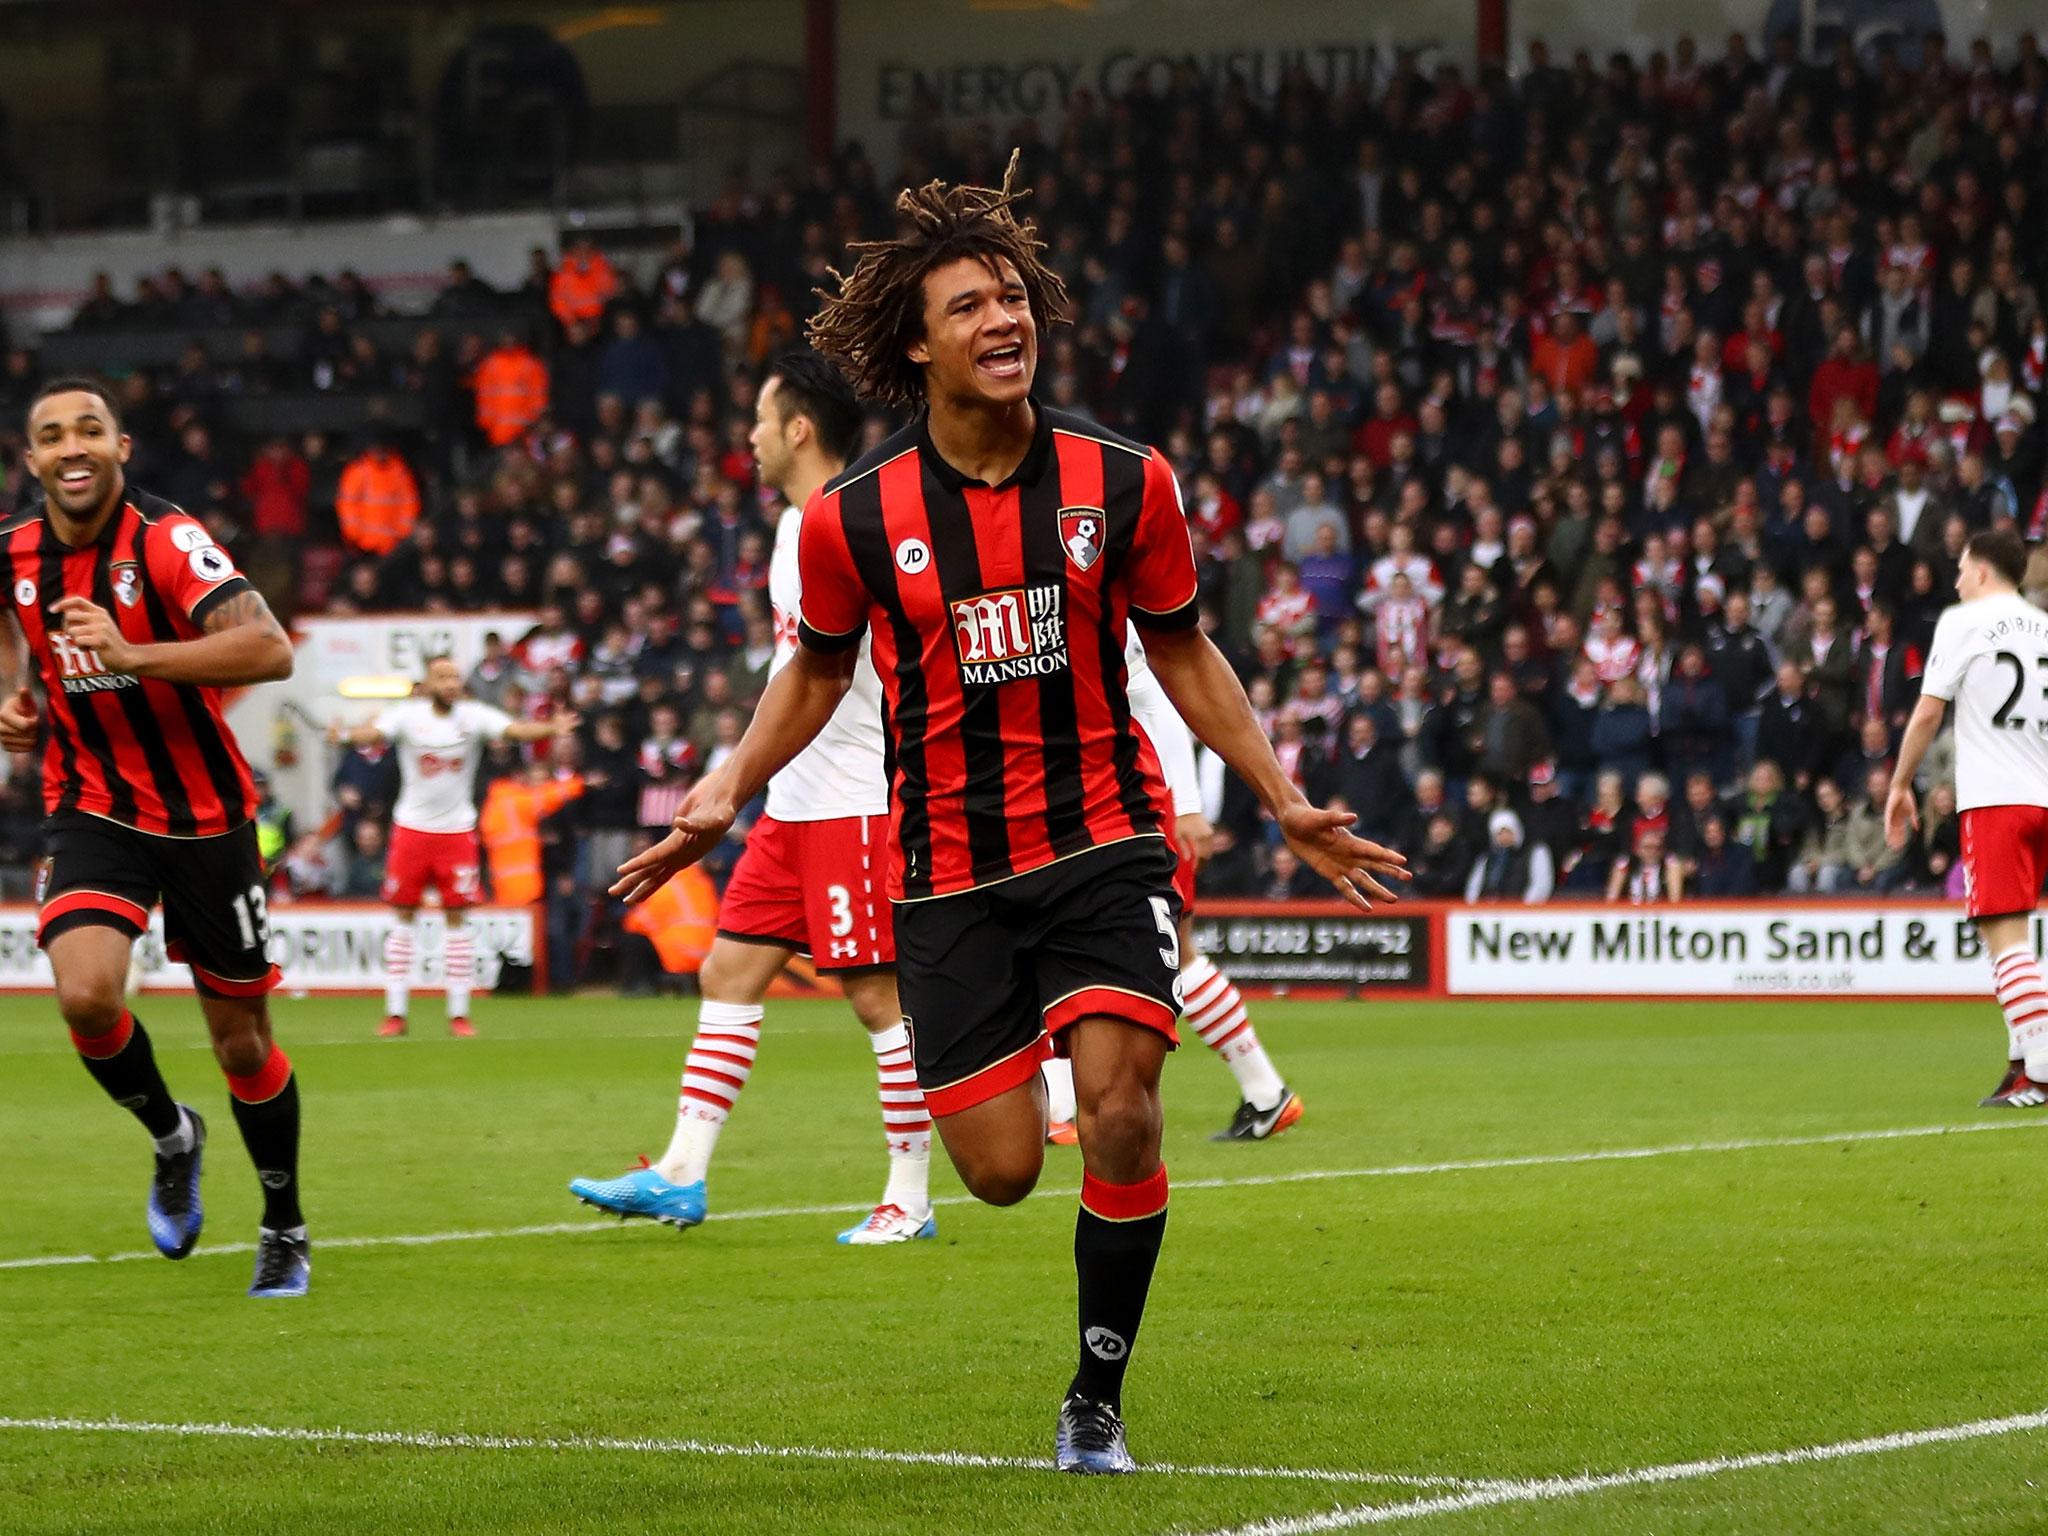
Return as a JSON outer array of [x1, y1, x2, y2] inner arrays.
[[893, 837, 1182, 1117], [36, 813, 279, 997]]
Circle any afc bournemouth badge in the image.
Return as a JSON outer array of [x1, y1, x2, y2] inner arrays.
[[1059, 506, 1104, 572], [111, 561, 141, 608]]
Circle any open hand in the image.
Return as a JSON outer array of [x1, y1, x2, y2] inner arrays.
[[1277, 802, 1409, 913], [1883, 781, 1918, 850], [608, 775, 739, 904]]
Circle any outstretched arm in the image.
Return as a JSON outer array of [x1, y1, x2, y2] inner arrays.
[[611, 645, 856, 902], [55, 588, 293, 687], [1139, 624, 1407, 911]]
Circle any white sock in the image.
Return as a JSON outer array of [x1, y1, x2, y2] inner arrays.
[[871, 1022, 931, 1215], [1182, 953, 1286, 1110], [384, 921, 415, 1019], [152, 1105, 195, 1157], [657, 1000, 763, 1185], [444, 925, 475, 1021], [1993, 945, 2048, 1074], [1042, 1055, 1076, 1125]]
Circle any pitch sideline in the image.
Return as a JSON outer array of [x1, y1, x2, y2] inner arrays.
[[1185, 1405, 2048, 1533], [2, 1116, 2042, 1273], [0, 1414, 1473, 1490]]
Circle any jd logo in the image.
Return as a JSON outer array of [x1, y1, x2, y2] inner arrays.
[[1084, 1326, 1127, 1361]]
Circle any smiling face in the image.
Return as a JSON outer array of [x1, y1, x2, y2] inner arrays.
[[909, 255, 1036, 408], [27, 388, 130, 526]]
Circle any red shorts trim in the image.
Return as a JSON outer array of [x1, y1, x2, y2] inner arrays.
[[921, 1033, 1054, 1118], [1043, 985, 1181, 1044], [383, 825, 485, 910], [37, 888, 150, 945], [165, 938, 282, 998], [1962, 805, 2048, 919], [1172, 839, 1197, 911], [718, 814, 895, 971]]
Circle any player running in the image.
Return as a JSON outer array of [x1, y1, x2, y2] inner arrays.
[[329, 656, 576, 1037], [569, 350, 936, 1245], [1043, 625, 1303, 1144], [1888, 528, 2048, 1107], [612, 158, 1405, 1472], [0, 378, 309, 1297]]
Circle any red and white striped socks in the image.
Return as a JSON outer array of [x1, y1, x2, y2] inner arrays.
[[383, 920, 414, 1020], [870, 1023, 932, 1215], [444, 925, 475, 1022], [1181, 953, 1286, 1111], [1992, 945, 2048, 1074], [658, 1001, 763, 1185]]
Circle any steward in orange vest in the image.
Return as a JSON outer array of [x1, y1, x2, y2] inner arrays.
[[622, 864, 718, 975], [480, 765, 585, 905], [548, 236, 620, 332], [473, 332, 550, 446], [335, 441, 420, 556]]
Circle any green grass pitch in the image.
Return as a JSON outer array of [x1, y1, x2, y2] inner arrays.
[[3, 990, 2046, 1534]]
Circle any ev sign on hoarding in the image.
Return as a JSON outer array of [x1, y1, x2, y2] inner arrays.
[[1446, 906, 2021, 996]]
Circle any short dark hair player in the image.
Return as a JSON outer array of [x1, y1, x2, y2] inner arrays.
[[0, 379, 309, 1296]]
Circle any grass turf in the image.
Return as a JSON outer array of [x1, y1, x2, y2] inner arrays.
[[2, 992, 2045, 1534]]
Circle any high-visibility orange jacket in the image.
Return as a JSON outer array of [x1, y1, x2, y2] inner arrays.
[[473, 344, 550, 446], [479, 774, 584, 905], [623, 865, 718, 974], [549, 250, 620, 331], [335, 449, 420, 555]]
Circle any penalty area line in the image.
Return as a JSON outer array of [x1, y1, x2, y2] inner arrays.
[[1185, 1405, 2048, 1534], [0, 1415, 1473, 1490], [2, 1115, 2042, 1274]]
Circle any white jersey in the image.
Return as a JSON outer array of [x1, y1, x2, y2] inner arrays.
[[763, 503, 889, 823], [1123, 625, 1201, 816], [376, 698, 512, 834], [1921, 590, 2048, 812]]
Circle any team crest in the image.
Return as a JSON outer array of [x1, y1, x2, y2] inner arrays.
[[111, 561, 141, 608], [1059, 507, 1104, 572], [12, 577, 33, 606]]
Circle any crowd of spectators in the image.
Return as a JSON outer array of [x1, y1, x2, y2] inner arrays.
[[5, 26, 2048, 945]]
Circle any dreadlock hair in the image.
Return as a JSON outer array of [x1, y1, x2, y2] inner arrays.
[[807, 149, 1070, 411]]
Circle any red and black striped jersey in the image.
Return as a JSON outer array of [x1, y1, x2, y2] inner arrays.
[[4, 490, 259, 837], [797, 404, 1199, 901]]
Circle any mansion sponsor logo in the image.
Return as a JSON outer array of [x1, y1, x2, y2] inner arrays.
[[950, 583, 1068, 686], [48, 632, 135, 695]]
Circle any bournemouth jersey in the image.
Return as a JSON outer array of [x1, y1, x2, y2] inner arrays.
[[4, 490, 258, 837], [1921, 591, 2048, 813], [797, 405, 1199, 901]]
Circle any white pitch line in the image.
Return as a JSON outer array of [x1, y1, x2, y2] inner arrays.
[[0, 1415, 1471, 1490], [1187, 1406, 2048, 1534], [3, 1116, 2042, 1274]]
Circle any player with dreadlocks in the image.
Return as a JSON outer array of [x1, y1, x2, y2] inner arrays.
[[614, 154, 1407, 1471]]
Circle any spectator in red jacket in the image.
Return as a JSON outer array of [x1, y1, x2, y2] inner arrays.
[[1807, 324, 1880, 434], [239, 435, 310, 538]]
